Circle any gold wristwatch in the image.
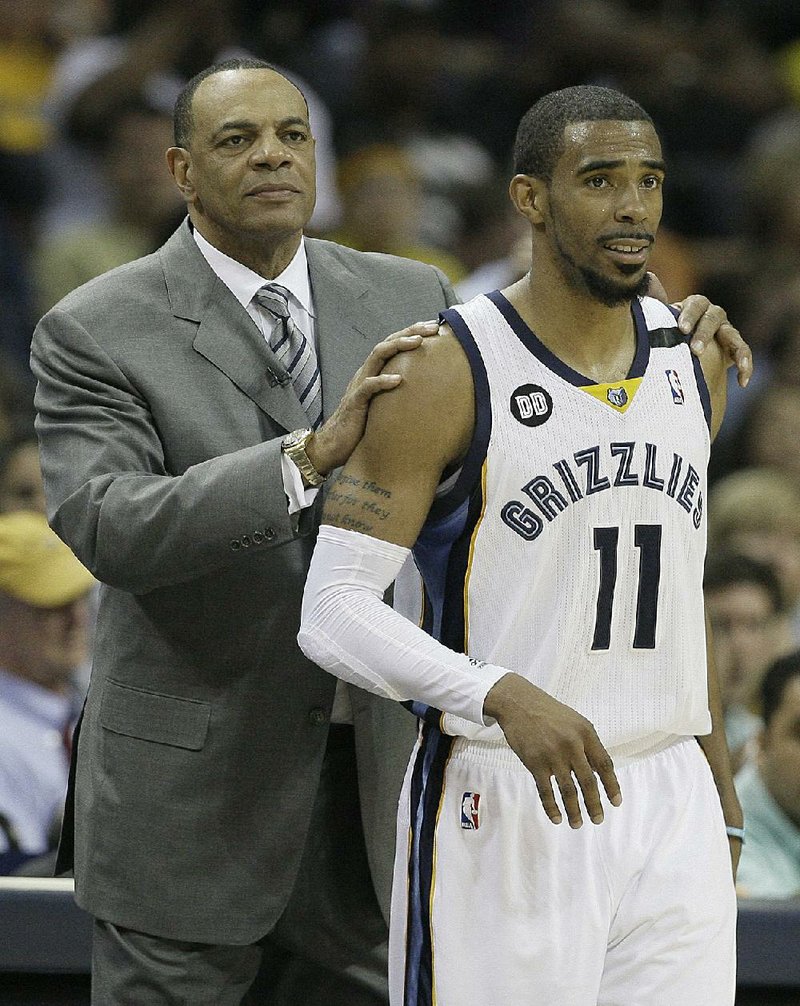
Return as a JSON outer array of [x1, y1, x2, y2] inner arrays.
[[281, 428, 327, 487]]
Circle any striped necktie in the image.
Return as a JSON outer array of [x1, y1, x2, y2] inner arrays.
[[254, 283, 322, 429]]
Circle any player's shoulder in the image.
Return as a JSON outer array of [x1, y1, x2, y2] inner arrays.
[[383, 319, 471, 391], [366, 320, 475, 464]]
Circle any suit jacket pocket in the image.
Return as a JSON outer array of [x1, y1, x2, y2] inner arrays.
[[100, 678, 211, 750]]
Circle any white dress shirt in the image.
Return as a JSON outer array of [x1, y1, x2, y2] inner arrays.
[[193, 228, 319, 515]]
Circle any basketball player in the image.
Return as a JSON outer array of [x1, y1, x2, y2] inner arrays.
[[298, 86, 741, 1005]]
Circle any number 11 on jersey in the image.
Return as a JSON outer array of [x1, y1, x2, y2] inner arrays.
[[592, 524, 662, 651]]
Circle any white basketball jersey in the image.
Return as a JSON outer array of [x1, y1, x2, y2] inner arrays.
[[403, 291, 712, 758]]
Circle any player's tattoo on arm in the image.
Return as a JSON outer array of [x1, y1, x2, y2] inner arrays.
[[323, 473, 394, 533]]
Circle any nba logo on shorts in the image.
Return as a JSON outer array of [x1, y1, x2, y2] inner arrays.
[[665, 369, 685, 405], [461, 792, 481, 830]]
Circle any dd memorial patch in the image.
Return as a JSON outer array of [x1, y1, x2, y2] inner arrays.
[[510, 384, 553, 427]]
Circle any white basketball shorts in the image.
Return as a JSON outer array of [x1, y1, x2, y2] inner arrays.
[[390, 728, 736, 1006]]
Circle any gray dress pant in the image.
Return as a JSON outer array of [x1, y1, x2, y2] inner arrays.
[[91, 725, 389, 1005]]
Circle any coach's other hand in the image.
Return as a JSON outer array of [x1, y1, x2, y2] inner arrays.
[[646, 273, 752, 388]]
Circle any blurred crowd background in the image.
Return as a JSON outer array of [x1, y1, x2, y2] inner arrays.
[[2, 0, 800, 901]]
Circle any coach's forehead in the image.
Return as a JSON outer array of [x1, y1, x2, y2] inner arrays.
[[192, 69, 308, 133]]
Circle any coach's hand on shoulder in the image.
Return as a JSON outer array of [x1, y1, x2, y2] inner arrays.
[[306, 320, 440, 477], [646, 273, 752, 389], [484, 673, 622, 828]]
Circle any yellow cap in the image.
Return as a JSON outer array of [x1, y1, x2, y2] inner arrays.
[[0, 511, 95, 607]]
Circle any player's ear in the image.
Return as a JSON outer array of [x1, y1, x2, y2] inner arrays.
[[509, 174, 546, 225]]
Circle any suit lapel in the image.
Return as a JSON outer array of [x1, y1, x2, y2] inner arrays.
[[307, 238, 382, 422], [161, 221, 310, 433]]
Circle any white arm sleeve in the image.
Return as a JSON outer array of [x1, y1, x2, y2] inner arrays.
[[299, 524, 508, 726]]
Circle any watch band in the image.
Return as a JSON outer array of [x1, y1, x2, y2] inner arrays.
[[282, 428, 327, 487]]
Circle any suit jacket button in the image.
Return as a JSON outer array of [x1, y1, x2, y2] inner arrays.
[[264, 527, 275, 541], [241, 534, 252, 548], [230, 539, 241, 551], [252, 530, 264, 544], [308, 707, 328, 726]]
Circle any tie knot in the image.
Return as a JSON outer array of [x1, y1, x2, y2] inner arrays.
[[254, 283, 291, 320]]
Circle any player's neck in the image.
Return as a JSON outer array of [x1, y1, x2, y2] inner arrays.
[[506, 270, 637, 385]]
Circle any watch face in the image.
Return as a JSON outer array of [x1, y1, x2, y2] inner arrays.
[[284, 429, 309, 449]]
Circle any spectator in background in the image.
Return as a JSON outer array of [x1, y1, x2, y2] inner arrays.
[[0, 437, 46, 516], [708, 468, 800, 642], [33, 97, 185, 314], [0, 0, 60, 367], [43, 0, 341, 236], [735, 650, 800, 899], [454, 177, 530, 301], [0, 348, 35, 447], [704, 551, 791, 773], [326, 143, 467, 283], [0, 511, 95, 875], [738, 383, 800, 491]]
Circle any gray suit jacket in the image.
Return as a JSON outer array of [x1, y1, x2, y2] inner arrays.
[[30, 220, 458, 944]]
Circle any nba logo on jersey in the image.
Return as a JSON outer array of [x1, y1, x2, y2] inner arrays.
[[665, 369, 685, 405], [461, 792, 481, 830]]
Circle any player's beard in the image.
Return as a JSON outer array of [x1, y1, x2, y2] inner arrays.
[[551, 212, 653, 307]]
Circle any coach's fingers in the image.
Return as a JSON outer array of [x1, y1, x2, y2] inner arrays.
[[370, 321, 439, 361]]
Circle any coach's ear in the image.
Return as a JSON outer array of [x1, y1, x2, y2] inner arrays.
[[509, 174, 546, 226]]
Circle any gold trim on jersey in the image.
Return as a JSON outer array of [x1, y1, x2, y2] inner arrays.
[[463, 460, 489, 653], [579, 376, 643, 412]]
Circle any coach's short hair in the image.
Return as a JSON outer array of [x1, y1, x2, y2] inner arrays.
[[513, 85, 654, 180], [173, 57, 306, 148]]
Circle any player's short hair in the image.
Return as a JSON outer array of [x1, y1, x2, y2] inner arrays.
[[703, 550, 785, 615], [173, 57, 307, 148], [760, 650, 800, 727], [513, 85, 654, 181]]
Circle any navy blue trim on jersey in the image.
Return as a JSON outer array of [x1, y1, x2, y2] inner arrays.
[[691, 351, 712, 433], [405, 479, 487, 727], [429, 306, 492, 520], [665, 304, 712, 431], [650, 311, 713, 433], [413, 501, 471, 642], [404, 723, 454, 1006], [486, 290, 652, 387]]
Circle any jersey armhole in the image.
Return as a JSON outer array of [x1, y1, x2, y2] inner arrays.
[[427, 306, 492, 521], [651, 304, 711, 433]]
